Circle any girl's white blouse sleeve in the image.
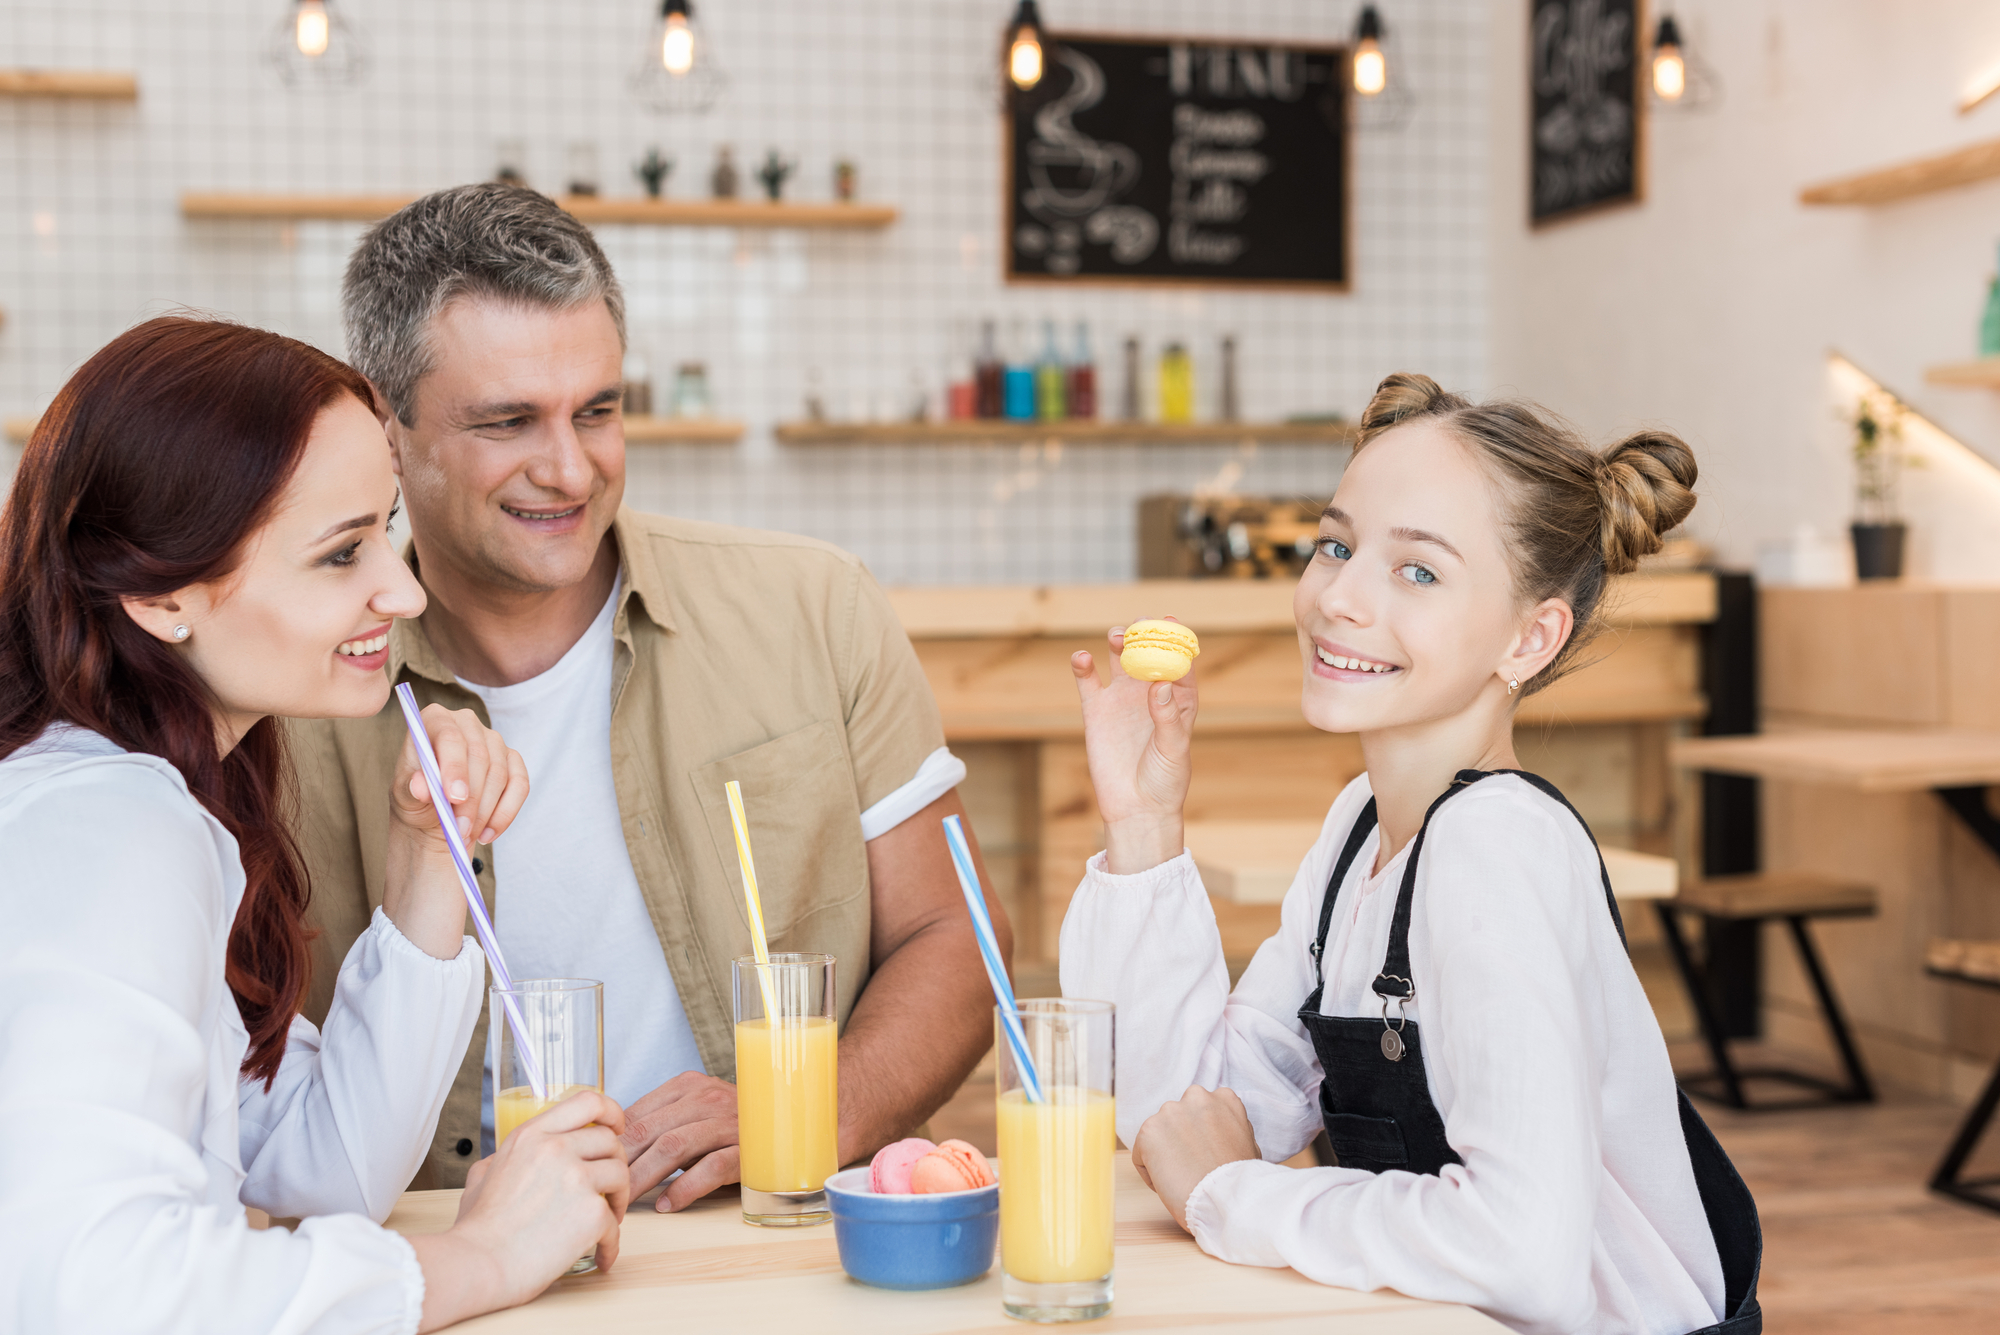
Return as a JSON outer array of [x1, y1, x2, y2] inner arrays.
[[0, 750, 484, 1335]]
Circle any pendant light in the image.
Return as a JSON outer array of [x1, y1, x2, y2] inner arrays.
[[1348, 5, 1413, 132], [1652, 16, 1686, 101], [265, 0, 366, 87], [1648, 10, 1719, 111], [634, 0, 727, 115], [1007, 1, 1045, 92], [1352, 6, 1387, 97]]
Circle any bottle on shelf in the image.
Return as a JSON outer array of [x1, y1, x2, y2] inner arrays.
[[1068, 321, 1097, 420], [1158, 341, 1194, 423], [1982, 243, 2000, 358], [672, 362, 710, 418], [975, 318, 1004, 419], [621, 350, 653, 416], [1003, 319, 1037, 421], [1036, 319, 1068, 421], [1120, 336, 1142, 420], [1219, 334, 1240, 422]]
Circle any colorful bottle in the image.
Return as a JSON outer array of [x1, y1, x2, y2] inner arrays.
[[1982, 242, 2000, 357], [1120, 336, 1142, 420], [1036, 320, 1068, 420], [1068, 322, 1097, 419], [1219, 335, 1239, 422], [1158, 342, 1194, 423], [975, 318, 1005, 418], [1003, 319, 1037, 421]]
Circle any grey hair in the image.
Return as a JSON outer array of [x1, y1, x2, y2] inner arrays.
[[341, 183, 626, 425]]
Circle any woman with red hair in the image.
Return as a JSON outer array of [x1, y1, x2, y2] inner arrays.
[[0, 317, 632, 1331]]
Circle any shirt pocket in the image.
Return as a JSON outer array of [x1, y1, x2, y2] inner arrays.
[[692, 720, 869, 946]]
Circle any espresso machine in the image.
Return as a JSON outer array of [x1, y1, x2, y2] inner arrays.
[[1137, 494, 1325, 579]]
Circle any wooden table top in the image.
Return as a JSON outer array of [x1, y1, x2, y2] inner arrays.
[[384, 1153, 1501, 1333], [1670, 728, 2000, 791]]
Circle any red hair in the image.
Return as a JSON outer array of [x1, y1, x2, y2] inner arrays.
[[0, 316, 377, 1087]]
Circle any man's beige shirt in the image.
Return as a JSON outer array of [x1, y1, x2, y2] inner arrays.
[[291, 509, 945, 1188]]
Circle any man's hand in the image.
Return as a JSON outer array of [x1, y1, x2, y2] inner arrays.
[[1130, 1086, 1261, 1231], [621, 1071, 741, 1212]]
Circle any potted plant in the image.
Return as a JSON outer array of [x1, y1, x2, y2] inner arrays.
[[1849, 391, 1909, 580]]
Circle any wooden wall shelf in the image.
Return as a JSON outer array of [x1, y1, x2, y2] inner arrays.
[[0, 70, 137, 99], [181, 193, 897, 229], [775, 420, 1355, 446], [1800, 136, 2000, 205], [1926, 358, 2000, 389], [624, 416, 742, 443], [8, 413, 737, 446]]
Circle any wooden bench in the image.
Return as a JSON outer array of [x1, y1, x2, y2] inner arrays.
[[1924, 938, 2000, 1211], [1657, 872, 1878, 1110]]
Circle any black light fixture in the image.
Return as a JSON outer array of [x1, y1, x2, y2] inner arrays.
[[1352, 5, 1386, 97], [634, 0, 726, 114], [1652, 15, 1686, 102], [1007, 0, 1045, 92], [266, 0, 366, 87]]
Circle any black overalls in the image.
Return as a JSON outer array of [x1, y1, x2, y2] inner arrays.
[[1298, 769, 1763, 1335]]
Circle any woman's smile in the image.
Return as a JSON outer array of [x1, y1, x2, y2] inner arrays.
[[334, 623, 393, 670], [1311, 638, 1402, 680]]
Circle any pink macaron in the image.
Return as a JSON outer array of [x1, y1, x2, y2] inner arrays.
[[869, 1137, 937, 1194], [909, 1139, 996, 1194]]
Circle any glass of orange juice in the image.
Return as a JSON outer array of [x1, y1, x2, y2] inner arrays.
[[733, 953, 838, 1226], [997, 998, 1115, 1323], [489, 977, 604, 1274]]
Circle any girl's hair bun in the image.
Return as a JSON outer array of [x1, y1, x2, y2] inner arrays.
[[1596, 431, 1698, 575], [1356, 372, 1469, 448]]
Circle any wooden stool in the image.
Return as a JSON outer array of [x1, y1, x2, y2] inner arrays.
[[1656, 871, 1878, 1110], [1924, 938, 2000, 1212]]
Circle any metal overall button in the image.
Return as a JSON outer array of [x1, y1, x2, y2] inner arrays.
[[1377, 976, 1413, 1061]]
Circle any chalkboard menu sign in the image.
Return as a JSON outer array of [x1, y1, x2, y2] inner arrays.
[[1529, 0, 1643, 225], [1006, 34, 1347, 289]]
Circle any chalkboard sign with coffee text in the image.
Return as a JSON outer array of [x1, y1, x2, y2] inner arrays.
[[1529, 0, 1643, 224], [1005, 34, 1347, 289]]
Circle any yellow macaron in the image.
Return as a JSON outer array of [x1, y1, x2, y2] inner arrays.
[[1119, 619, 1200, 682]]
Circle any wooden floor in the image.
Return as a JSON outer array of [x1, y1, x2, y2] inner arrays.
[[929, 966, 2000, 1330]]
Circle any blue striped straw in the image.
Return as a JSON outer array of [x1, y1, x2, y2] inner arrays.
[[942, 814, 1042, 1104], [394, 683, 545, 1099]]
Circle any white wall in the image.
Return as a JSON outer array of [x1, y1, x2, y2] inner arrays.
[[0, 0, 1494, 586], [1488, 0, 2000, 577]]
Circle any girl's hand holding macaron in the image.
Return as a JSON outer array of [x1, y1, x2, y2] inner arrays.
[[1070, 618, 1200, 876]]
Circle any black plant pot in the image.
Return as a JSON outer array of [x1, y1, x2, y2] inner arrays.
[[1851, 521, 1906, 581]]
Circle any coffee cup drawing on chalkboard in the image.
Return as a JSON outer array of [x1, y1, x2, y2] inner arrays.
[[1014, 46, 1158, 276]]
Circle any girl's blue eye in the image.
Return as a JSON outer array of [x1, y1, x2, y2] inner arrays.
[[1316, 538, 1351, 562], [1399, 562, 1437, 585]]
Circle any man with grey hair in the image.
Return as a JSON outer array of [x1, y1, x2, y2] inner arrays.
[[292, 183, 1009, 1213]]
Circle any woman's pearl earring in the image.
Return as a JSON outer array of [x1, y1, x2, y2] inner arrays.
[[172, 625, 190, 641], [1506, 676, 1520, 695]]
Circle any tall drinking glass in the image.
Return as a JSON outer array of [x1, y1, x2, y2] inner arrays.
[[997, 998, 1116, 1322], [489, 978, 604, 1276], [733, 953, 838, 1226]]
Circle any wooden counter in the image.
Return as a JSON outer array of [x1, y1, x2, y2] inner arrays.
[[1738, 586, 2000, 1102], [889, 573, 1716, 963]]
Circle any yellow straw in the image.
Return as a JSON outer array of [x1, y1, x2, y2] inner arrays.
[[724, 780, 781, 1022]]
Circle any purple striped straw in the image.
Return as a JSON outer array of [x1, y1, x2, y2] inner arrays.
[[394, 683, 545, 1099]]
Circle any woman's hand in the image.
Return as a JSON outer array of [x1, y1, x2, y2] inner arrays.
[[381, 703, 529, 959], [411, 1090, 632, 1331], [1130, 1085, 1261, 1232], [1071, 624, 1197, 873]]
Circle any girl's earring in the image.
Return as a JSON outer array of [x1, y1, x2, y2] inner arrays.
[[1506, 676, 1519, 695], [172, 625, 191, 641]]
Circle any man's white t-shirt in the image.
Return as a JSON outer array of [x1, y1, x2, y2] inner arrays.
[[460, 581, 963, 1138]]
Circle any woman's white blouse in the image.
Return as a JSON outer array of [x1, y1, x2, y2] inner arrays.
[[1059, 773, 1726, 1335], [0, 726, 484, 1333]]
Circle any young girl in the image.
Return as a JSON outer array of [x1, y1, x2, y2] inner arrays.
[[1061, 374, 1759, 1335]]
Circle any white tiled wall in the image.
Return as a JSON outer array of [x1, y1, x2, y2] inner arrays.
[[1, 0, 1490, 585]]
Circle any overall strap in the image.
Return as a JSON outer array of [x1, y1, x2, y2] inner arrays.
[[1372, 767, 1631, 1001], [1310, 797, 1380, 987]]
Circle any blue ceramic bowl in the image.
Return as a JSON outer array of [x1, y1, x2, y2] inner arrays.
[[823, 1165, 999, 1290]]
